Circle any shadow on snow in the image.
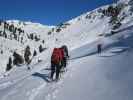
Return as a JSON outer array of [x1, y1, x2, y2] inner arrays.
[[32, 72, 51, 83]]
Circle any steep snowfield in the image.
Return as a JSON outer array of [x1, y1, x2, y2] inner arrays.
[[0, 23, 133, 100], [52, 11, 110, 49], [50, 49, 133, 100]]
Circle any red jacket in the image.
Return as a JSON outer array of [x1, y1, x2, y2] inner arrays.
[[51, 48, 64, 64]]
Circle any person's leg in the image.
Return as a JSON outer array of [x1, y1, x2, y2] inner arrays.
[[64, 57, 67, 68], [98, 46, 100, 54], [62, 57, 67, 72], [50, 63, 55, 80], [61, 59, 64, 71], [56, 64, 61, 80], [100, 47, 102, 53]]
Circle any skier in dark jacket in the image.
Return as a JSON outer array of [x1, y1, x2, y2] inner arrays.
[[62, 45, 69, 58], [50, 48, 64, 81], [97, 44, 102, 54], [61, 45, 69, 69]]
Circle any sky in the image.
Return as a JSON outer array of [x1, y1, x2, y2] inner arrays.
[[0, 0, 114, 25]]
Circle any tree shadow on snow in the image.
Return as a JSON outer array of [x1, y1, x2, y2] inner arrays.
[[32, 72, 51, 83]]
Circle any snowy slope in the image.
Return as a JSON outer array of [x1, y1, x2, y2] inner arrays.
[[0, 24, 133, 100], [47, 0, 133, 50], [0, 0, 133, 100], [49, 49, 133, 100], [0, 0, 133, 75]]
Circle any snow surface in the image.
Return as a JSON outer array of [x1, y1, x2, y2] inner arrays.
[[0, 30, 133, 100]]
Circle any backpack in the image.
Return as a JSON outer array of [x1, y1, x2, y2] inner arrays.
[[60, 48, 65, 60], [51, 48, 62, 64], [61, 45, 68, 57]]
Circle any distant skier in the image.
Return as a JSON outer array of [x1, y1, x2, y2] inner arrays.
[[97, 44, 102, 54], [50, 48, 64, 81]]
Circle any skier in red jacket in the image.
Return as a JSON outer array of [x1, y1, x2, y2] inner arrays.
[[50, 48, 64, 81]]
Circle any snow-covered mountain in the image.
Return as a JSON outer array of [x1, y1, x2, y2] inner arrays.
[[0, 0, 133, 75], [0, 0, 133, 100], [48, 0, 133, 49]]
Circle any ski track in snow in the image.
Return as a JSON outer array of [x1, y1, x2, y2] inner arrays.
[[28, 83, 46, 100], [0, 59, 50, 100], [33, 61, 76, 100]]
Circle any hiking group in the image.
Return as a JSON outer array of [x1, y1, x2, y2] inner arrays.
[[23, 44, 69, 81], [23, 43, 102, 82], [50, 45, 69, 81], [50, 44, 102, 81]]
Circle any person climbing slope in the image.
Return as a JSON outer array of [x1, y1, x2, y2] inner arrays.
[[97, 44, 102, 54], [50, 48, 64, 81], [61, 45, 69, 71]]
